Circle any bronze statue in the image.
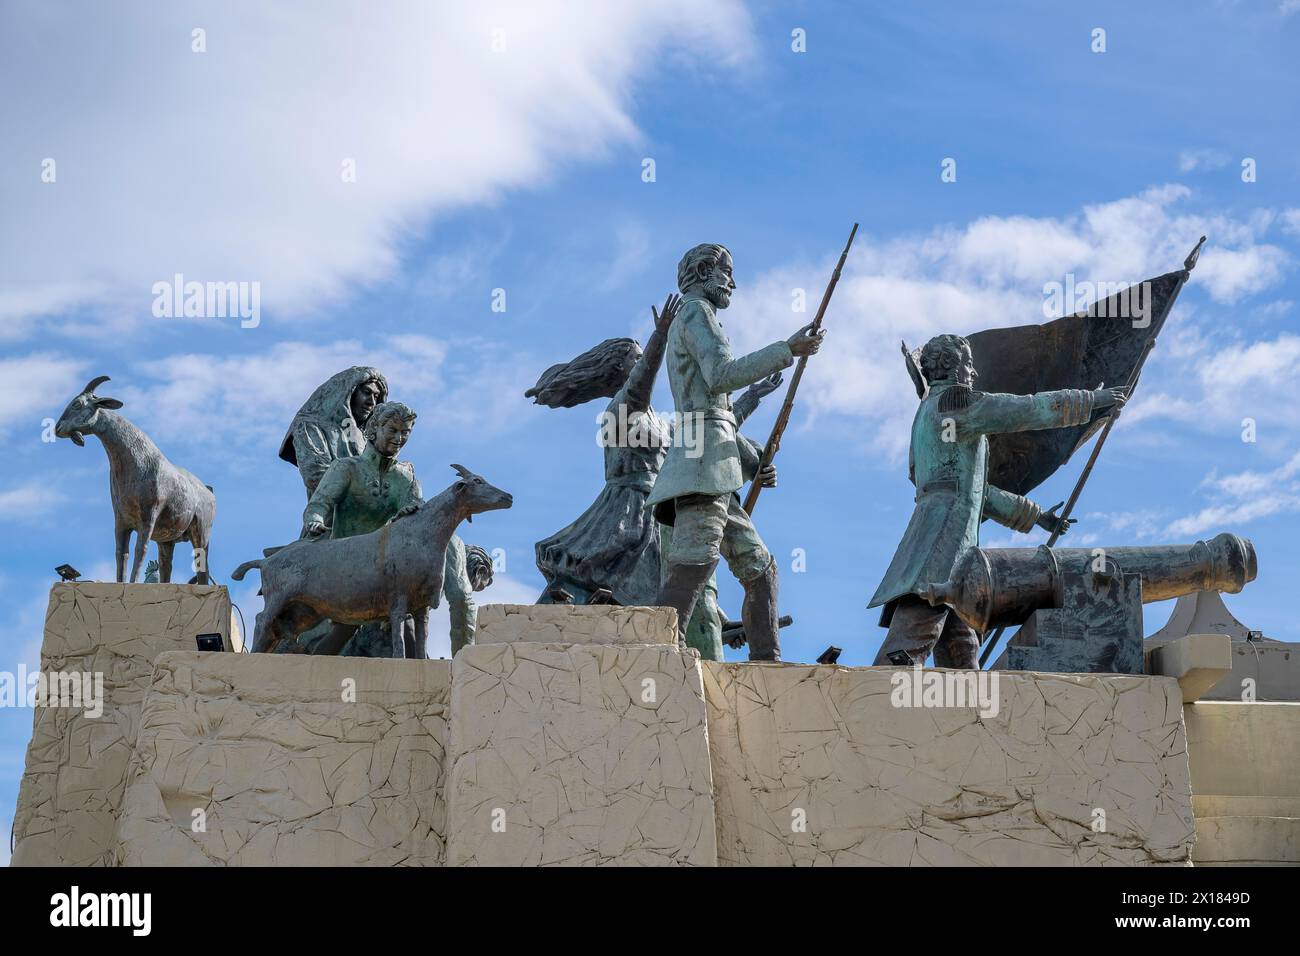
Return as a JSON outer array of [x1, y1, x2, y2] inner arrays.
[[869, 334, 1127, 667], [54, 376, 216, 584], [280, 366, 387, 498], [234, 466, 512, 659], [527, 294, 781, 660], [646, 244, 824, 662]]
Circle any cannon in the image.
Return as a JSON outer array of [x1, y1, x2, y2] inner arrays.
[[920, 533, 1256, 673]]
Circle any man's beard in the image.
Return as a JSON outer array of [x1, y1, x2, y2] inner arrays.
[[704, 282, 732, 309]]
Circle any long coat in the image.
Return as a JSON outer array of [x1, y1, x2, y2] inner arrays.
[[869, 380, 1095, 618], [647, 296, 793, 507]]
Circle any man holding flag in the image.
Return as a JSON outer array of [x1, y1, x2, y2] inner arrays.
[[869, 333, 1128, 668]]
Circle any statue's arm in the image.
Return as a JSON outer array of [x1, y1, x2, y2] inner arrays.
[[982, 484, 1043, 533], [683, 305, 793, 396], [443, 536, 476, 651], [396, 472, 424, 518], [959, 388, 1094, 436], [303, 459, 350, 533], [621, 326, 668, 414]]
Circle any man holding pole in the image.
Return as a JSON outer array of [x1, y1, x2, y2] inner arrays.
[[648, 243, 824, 661], [869, 333, 1128, 668]]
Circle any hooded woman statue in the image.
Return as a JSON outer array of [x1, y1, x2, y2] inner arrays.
[[279, 366, 388, 497]]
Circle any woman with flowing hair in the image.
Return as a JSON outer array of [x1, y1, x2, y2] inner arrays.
[[527, 295, 780, 658]]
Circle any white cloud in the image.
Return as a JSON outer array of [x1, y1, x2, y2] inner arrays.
[[0, 0, 754, 334], [0, 482, 66, 521], [0, 352, 86, 437], [724, 186, 1293, 463], [1177, 148, 1230, 173], [1167, 451, 1300, 536], [26, 334, 539, 467]]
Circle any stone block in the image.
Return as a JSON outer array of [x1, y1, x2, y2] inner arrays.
[[1144, 633, 1233, 702], [446, 641, 715, 865], [113, 651, 452, 866], [12, 583, 232, 867], [472, 603, 677, 647], [702, 662, 1194, 866]]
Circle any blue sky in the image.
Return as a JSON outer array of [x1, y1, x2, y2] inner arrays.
[[1, 0, 1298, 861]]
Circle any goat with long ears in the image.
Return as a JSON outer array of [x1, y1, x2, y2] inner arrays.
[[55, 375, 216, 584]]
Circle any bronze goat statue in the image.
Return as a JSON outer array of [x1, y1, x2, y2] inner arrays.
[[55, 376, 216, 584]]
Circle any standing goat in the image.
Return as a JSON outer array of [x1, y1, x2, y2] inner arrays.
[[55, 376, 216, 584], [233, 465, 512, 657]]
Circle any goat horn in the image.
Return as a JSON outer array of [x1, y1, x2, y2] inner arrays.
[[450, 463, 472, 477], [83, 375, 111, 395]]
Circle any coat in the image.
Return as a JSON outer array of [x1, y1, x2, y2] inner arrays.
[[868, 380, 1095, 618], [646, 296, 793, 507]]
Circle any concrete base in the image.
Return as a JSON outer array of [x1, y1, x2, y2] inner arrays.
[[703, 662, 1194, 866], [445, 641, 716, 866], [1184, 702, 1300, 866], [12, 583, 233, 867], [113, 652, 451, 866], [10, 593, 1295, 867], [1145, 633, 1234, 702]]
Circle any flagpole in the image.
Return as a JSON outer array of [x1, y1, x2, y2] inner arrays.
[[977, 236, 1206, 668]]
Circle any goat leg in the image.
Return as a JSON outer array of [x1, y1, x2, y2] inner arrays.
[[389, 600, 410, 659], [129, 514, 158, 583], [158, 541, 175, 584], [115, 524, 131, 583], [411, 607, 429, 660]]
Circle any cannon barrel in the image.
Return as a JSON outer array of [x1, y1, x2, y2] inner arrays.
[[924, 532, 1256, 633]]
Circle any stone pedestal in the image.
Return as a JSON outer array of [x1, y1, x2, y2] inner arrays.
[[445, 605, 717, 866], [12, 583, 232, 867], [702, 662, 1195, 866], [113, 652, 451, 866]]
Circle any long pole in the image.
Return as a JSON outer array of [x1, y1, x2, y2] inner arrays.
[[977, 236, 1206, 668], [742, 223, 858, 515]]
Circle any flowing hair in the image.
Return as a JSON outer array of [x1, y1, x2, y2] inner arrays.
[[525, 337, 641, 408]]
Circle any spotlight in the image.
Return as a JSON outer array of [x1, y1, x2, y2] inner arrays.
[[816, 646, 842, 665], [194, 633, 224, 652], [886, 649, 914, 667], [55, 564, 81, 582]]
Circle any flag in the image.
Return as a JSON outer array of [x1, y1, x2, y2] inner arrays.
[[966, 265, 1190, 496]]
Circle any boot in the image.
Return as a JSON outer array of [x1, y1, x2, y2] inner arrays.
[[653, 559, 719, 649], [741, 559, 781, 662]]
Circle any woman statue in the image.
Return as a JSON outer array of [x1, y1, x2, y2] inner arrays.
[[279, 366, 388, 497], [527, 295, 780, 658]]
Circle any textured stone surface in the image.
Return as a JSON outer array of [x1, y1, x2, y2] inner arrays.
[[1184, 701, 1300, 865], [113, 651, 450, 866], [702, 662, 1194, 866], [12, 583, 232, 867], [473, 603, 677, 647], [1144, 633, 1233, 703], [446, 642, 715, 865]]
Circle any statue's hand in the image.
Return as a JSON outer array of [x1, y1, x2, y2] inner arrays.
[[395, 501, 421, 519], [1036, 501, 1076, 536], [787, 322, 826, 358], [758, 464, 777, 488], [652, 293, 681, 334], [302, 516, 327, 537], [745, 371, 784, 402], [1094, 386, 1129, 410]]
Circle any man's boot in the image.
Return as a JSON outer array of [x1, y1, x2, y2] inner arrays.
[[741, 558, 781, 662], [653, 559, 719, 650]]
